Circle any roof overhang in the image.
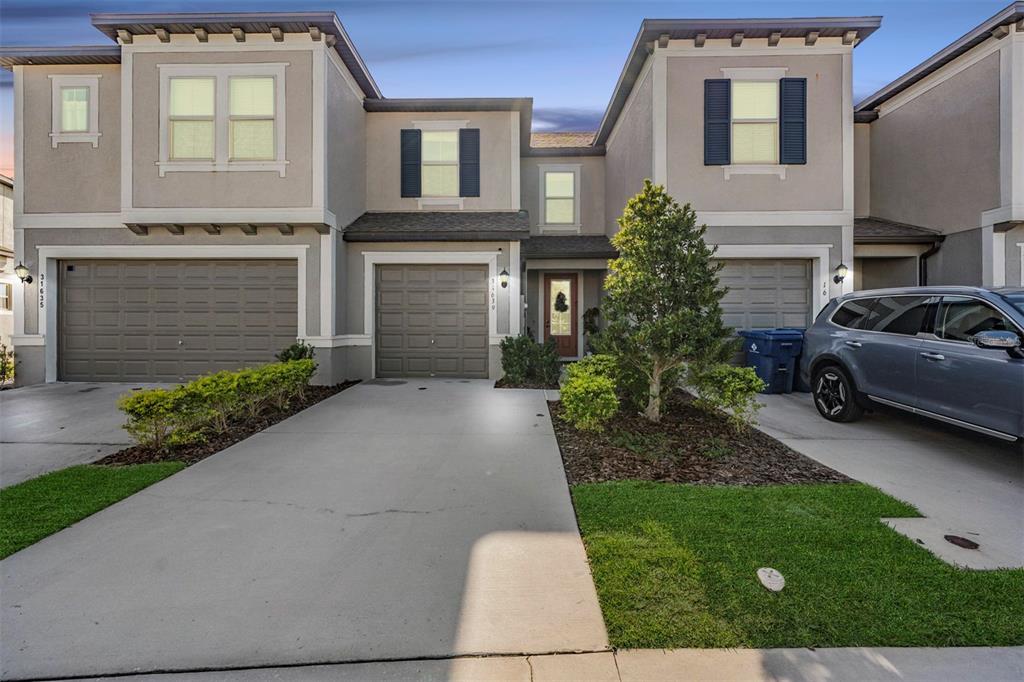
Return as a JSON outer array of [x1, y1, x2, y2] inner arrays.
[[0, 45, 122, 68], [596, 16, 882, 145], [856, 1, 1024, 113], [364, 98, 534, 154], [87, 11, 381, 98]]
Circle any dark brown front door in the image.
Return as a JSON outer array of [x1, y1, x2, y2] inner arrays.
[[544, 273, 578, 358]]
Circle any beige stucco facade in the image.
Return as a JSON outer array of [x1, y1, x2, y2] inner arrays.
[[604, 66, 653, 234], [521, 155, 605, 235]]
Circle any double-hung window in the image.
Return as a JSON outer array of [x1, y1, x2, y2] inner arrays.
[[158, 63, 287, 176], [539, 165, 580, 229], [49, 74, 101, 147], [421, 131, 459, 197], [731, 81, 779, 165]]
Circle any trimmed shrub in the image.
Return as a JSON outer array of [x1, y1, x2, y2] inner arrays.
[[690, 363, 766, 431], [275, 340, 315, 363], [561, 364, 619, 432], [534, 338, 561, 386], [499, 335, 561, 386], [191, 371, 241, 433], [567, 354, 618, 383], [118, 386, 207, 452]]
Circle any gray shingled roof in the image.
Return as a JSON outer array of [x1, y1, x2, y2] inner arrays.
[[854, 217, 944, 243], [523, 235, 618, 260], [344, 211, 530, 242]]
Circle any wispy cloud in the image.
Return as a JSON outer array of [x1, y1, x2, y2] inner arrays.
[[532, 107, 604, 132], [362, 38, 557, 66]]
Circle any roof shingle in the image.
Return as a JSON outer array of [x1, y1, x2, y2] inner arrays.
[[530, 132, 596, 149], [854, 217, 943, 243], [523, 235, 617, 260], [344, 211, 530, 242]]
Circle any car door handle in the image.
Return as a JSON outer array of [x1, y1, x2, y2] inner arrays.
[[920, 352, 945, 361], [844, 341, 862, 348]]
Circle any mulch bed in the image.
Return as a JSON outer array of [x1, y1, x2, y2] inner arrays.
[[551, 390, 849, 486], [96, 381, 359, 467], [494, 377, 559, 390]]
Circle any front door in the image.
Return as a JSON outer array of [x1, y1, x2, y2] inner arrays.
[[544, 273, 578, 358]]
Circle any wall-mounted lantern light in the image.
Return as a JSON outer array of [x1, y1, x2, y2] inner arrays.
[[499, 267, 510, 289], [14, 262, 33, 284], [833, 263, 849, 284]]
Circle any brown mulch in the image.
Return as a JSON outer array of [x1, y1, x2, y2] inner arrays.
[[96, 381, 359, 467], [550, 390, 850, 486], [494, 377, 559, 390]]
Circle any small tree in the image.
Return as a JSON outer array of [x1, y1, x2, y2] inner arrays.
[[600, 180, 733, 422]]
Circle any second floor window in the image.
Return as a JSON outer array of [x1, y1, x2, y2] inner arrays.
[[49, 74, 100, 147], [732, 81, 778, 165], [229, 77, 275, 160], [421, 131, 458, 197], [60, 87, 89, 132], [169, 77, 215, 160], [544, 171, 575, 225]]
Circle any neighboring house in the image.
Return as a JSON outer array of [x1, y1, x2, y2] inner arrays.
[[2, 10, 880, 385], [0, 174, 13, 347], [854, 1, 1024, 289]]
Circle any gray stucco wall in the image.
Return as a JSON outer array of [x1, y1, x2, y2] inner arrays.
[[326, 61, 366, 228], [605, 65, 653, 234], [854, 123, 870, 218], [869, 52, 1000, 234], [1006, 225, 1024, 287], [521, 155, 605, 235], [856, 256, 918, 290], [130, 50, 315, 209], [21, 64, 121, 214], [665, 53, 845, 212], [926, 227, 983, 285]]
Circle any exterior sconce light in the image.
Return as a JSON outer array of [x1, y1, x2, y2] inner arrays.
[[499, 268, 510, 289], [14, 261, 33, 284], [833, 263, 849, 284]]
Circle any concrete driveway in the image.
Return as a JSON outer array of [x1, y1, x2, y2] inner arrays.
[[758, 393, 1024, 570], [0, 382, 163, 487], [1, 379, 608, 680]]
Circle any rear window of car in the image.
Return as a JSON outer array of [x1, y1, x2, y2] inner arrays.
[[862, 296, 933, 335], [831, 298, 875, 329]]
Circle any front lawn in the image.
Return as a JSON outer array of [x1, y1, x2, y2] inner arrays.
[[0, 463, 184, 559], [572, 481, 1024, 648]]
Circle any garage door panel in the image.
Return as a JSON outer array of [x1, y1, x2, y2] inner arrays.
[[376, 264, 489, 378], [717, 258, 812, 331], [60, 259, 297, 382]]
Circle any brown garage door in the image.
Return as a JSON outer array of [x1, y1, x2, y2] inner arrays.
[[718, 259, 812, 330], [59, 259, 298, 382], [375, 264, 489, 378]]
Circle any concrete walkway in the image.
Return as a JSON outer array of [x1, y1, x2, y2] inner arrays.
[[0, 382, 162, 487], [758, 393, 1024, 569], [1, 380, 607, 680], [75, 647, 1024, 681]]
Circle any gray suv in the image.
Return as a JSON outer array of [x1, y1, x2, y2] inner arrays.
[[800, 287, 1024, 442]]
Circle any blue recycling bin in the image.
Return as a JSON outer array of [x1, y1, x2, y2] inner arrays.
[[738, 329, 806, 394]]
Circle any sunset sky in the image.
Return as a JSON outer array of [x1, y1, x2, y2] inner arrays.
[[0, 0, 1010, 178]]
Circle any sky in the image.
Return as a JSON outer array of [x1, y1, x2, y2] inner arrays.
[[0, 0, 1011, 178]]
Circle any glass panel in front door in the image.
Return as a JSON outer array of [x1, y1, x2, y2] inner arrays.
[[549, 279, 572, 336]]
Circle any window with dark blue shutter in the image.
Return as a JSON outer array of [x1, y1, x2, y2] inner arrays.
[[459, 128, 480, 197], [400, 128, 421, 198], [779, 78, 807, 165], [704, 79, 731, 166]]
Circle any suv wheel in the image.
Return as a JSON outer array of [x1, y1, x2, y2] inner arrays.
[[812, 365, 864, 423]]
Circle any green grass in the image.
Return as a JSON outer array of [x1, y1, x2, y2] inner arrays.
[[572, 481, 1024, 648], [1, 463, 185, 559]]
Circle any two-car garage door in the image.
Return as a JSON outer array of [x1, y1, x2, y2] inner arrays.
[[59, 259, 297, 382]]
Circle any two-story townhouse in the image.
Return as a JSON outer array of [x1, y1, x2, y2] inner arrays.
[[2, 10, 884, 386], [853, 1, 1024, 289]]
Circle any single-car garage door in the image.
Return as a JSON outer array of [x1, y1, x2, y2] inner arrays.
[[60, 259, 297, 382], [718, 259, 812, 329], [375, 264, 488, 378]]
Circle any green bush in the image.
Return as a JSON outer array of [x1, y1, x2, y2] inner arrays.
[[119, 360, 319, 450], [0, 344, 14, 384], [499, 336, 561, 386], [690, 364, 766, 431], [561, 364, 619, 432], [567, 354, 618, 383], [275, 340, 315, 363]]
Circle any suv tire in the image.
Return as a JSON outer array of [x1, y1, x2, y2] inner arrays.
[[812, 364, 864, 423]]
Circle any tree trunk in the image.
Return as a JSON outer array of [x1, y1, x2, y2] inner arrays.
[[644, 358, 664, 422]]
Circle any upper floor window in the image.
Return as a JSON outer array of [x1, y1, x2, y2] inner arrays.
[[158, 63, 287, 176], [421, 130, 459, 197], [49, 74, 101, 148], [732, 81, 778, 165], [539, 165, 580, 230]]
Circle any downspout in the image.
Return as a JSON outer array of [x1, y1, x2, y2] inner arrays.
[[918, 238, 944, 286]]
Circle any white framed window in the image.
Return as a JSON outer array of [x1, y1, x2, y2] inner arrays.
[[49, 74, 101, 148], [421, 130, 459, 197], [731, 80, 779, 165], [158, 63, 287, 177], [539, 164, 580, 230], [0, 282, 11, 312]]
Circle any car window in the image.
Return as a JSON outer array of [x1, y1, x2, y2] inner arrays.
[[937, 297, 1018, 342], [831, 298, 875, 329], [861, 296, 932, 335], [997, 292, 1024, 317]]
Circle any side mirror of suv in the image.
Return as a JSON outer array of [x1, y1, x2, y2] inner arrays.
[[973, 330, 1024, 358]]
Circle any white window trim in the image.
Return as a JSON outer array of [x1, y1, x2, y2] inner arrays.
[[157, 62, 288, 177], [539, 164, 581, 231], [727, 69, 785, 174], [1018, 242, 1024, 286], [723, 164, 787, 179], [49, 74, 101, 148]]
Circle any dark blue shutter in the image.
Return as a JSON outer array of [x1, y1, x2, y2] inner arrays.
[[400, 129, 421, 198], [704, 79, 731, 165], [779, 78, 807, 165], [459, 128, 480, 197]]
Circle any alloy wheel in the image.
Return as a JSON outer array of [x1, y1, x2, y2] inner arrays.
[[815, 371, 847, 417]]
